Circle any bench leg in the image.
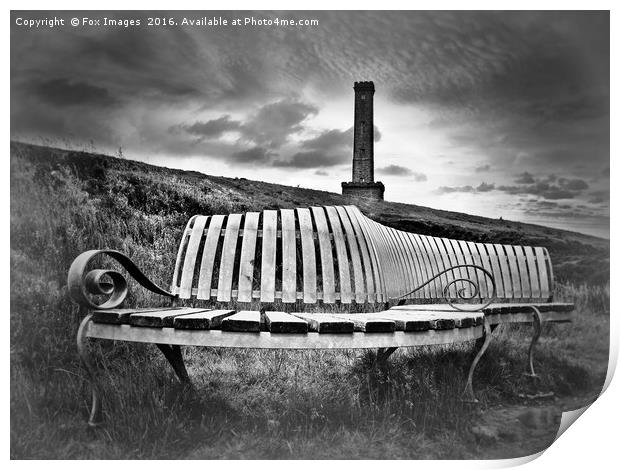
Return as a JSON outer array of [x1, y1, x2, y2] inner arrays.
[[462, 317, 492, 403], [525, 306, 543, 378], [376, 347, 398, 365], [156, 344, 192, 387], [76, 314, 103, 427]]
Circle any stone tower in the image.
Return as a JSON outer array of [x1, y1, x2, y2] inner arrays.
[[341, 81, 385, 201]]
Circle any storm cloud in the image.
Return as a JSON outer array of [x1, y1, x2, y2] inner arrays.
[[10, 10, 609, 237]]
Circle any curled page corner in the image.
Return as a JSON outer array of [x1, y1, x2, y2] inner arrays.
[[554, 405, 590, 442]]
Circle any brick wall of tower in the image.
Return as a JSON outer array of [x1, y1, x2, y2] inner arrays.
[[352, 81, 375, 183]]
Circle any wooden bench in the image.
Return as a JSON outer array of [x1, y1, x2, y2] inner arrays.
[[68, 205, 574, 426]]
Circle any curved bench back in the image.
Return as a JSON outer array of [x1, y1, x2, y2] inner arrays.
[[171, 205, 554, 305]]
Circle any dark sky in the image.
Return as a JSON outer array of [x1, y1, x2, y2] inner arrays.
[[10, 10, 610, 237]]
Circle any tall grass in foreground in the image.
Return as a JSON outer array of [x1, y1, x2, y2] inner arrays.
[[10, 144, 610, 459]]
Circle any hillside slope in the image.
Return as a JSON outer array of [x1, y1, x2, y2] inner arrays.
[[10, 141, 609, 285]]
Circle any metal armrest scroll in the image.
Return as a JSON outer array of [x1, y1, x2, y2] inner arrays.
[[67, 249, 174, 309], [390, 264, 496, 312]]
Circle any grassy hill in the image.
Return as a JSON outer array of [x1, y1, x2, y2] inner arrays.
[[11, 141, 609, 286], [10, 141, 610, 458]]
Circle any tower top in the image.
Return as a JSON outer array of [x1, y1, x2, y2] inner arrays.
[[354, 81, 375, 92]]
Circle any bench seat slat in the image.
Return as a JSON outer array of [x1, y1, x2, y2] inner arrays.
[[329, 314, 395, 333], [290, 313, 354, 333], [386, 309, 483, 329], [264, 311, 309, 334], [335, 206, 365, 303], [173, 310, 235, 330], [391, 302, 575, 314], [129, 308, 212, 328], [221, 310, 261, 332], [92, 307, 180, 325]]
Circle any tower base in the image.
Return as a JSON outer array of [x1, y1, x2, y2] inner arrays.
[[341, 181, 385, 202]]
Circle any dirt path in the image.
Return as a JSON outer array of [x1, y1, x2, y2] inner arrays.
[[467, 392, 600, 459]]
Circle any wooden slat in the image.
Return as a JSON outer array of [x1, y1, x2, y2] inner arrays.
[[197, 214, 225, 299], [386, 228, 411, 297], [366, 311, 432, 331], [130, 308, 211, 328], [87, 321, 483, 349], [311, 206, 336, 303], [403, 232, 425, 299], [371, 224, 397, 298], [335, 206, 365, 303], [387, 310, 457, 330], [260, 210, 278, 302], [466, 241, 488, 299], [347, 206, 385, 301], [485, 243, 505, 298], [393, 302, 574, 314], [493, 244, 514, 298], [280, 209, 297, 303], [341, 206, 376, 302], [393, 230, 416, 299], [237, 212, 260, 302], [290, 313, 354, 333], [92, 307, 179, 325], [504, 245, 523, 298], [217, 214, 242, 301], [535, 247, 550, 299], [446, 239, 468, 300], [413, 234, 436, 298], [477, 243, 496, 299], [221, 310, 261, 332], [173, 310, 235, 330], [179, 216, 209, 298], [427, 236, 452, 299], [171, 216, 195, 292], [382, 226, 405, 298], [264, 311, 309, 334], [524, 246, 541, 298], [297, 208, 317, 303], [330, 314, 395, 333], [420, 235, 444, 299], [543, 247, 555, 295], [435, 238, 458, 299], [326, 206, 352, 304], [458, 240, 482, 301], [515, 246, 532, 298]]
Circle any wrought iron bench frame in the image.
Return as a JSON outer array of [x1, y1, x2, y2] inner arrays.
[[68, 205, 574, 426]]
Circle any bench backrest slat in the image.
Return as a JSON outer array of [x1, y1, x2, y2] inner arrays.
[[326, 206, 353, 304], [524, 246, 541, 298], [535, 246, 550, 299], [280, 209, 297, 303], [237, 212, 260, 302], [297, 208, 317, 303], [335, 206, 367, 303], [345, 206, 381, 302], [197, 214, 224, 299], [217, 213, 242, 301], [312, 207, 336, 303], [260, 210, 278, 302], [171, 205, 554, 305]]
